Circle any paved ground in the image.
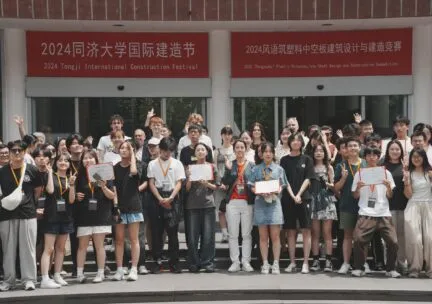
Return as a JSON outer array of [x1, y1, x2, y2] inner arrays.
[[2, 271, 432, 303]]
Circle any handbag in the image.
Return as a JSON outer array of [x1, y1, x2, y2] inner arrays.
[[1, 163, 27, 211], [311, 176, 333, 212]]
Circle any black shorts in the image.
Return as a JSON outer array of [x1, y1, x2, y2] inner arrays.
[[45, 221, 75, 235], [283, 199, 312, 230]]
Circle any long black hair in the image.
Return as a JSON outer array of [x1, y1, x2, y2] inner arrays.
[[383, 140, 404, 166], [408, 148, 431, 173], [311, 143, 330, 168]]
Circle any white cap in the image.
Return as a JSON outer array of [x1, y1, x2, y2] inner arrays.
[[148, 137, 161, 146]]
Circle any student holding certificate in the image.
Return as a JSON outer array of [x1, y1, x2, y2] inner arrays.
[[248, 143, 288, 275], [351, 146, 400, 278], [185, 143, 218, 273]]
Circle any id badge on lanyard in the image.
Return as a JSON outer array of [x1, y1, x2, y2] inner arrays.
[[38, 197, 46, 208], [57, 199, 66, 212], [88, 198, 98, 211], [236, 183, 245, 195], [367, 185, 377, 208]]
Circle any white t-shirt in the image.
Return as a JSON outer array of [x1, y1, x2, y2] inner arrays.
[[97, 134, 131, 154], [351, 168, 395, 217], [147, 157, 186, 191], [245, 149, 256, 164], [426, 144, 432, 165], [177, 134, 213, 157], [103, 151, 121, 165]]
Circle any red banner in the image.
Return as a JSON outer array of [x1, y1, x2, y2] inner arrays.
[[26, 32, 209, 78], [231, 28, 412, 78]]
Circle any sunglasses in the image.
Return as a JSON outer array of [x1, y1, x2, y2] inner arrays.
[[11, 148, 23, 154]]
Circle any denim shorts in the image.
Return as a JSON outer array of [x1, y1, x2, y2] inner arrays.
[[45, 221, 75, 235], [120, 212, 144, 224]]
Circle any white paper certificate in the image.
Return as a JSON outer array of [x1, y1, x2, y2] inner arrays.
[[255, 180, 280, 194], [189, 164, 214, 181], [359, 166, 386, 185], [87, 163, 115, 182]]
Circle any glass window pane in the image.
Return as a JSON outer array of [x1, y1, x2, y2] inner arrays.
[[166, 97, 206, 140], [365, 95, 406, 138], [78, 98, 161, 140], [32, 97, 75, 143], [281, 96, 361, 136], [233, 98, 275, 143]]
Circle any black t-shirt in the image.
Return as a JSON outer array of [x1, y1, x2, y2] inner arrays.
[[0, 164, 43, 221], [43, 174, 74, 223], [385, 162, 408, 211], [280, 154, 315, 202], [74, 175, 114, 227], [70, 160, 80, 176], [114, 163, 142, 213], [180, 145, 213, 167]]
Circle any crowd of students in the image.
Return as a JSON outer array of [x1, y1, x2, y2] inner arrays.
[[0, 111, 431, 292]]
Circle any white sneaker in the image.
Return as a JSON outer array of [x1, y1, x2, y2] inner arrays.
[[338, 263, 351, 274], [112, 269, 125, 281], [301, 263, 309, 274], [24, 281, 36, 291], [53, 274, 68, 286], [126, 268, 138, 281], [242, 262, 254, 272], [123, 268, 129, 275], [60, 270, 68, 276], [228, 262, 241, 273], [40, 279, 61, 289], [139, 265, 149, 275], [221, 234, 229, 243], [352, 269, 365, 277], [271, 262, 280, 274], [0, 282, 12, 292], [364, 262, 372, 274], [92, 273, 105, 283], [77, 274, 86, 284], [284, 263, 297, 273], [386, 270, 401, 278], [261, 263, 270, 274]]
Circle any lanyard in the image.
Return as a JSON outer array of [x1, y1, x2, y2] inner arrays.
[[88, 181, 94, 197], [71, 161, 78, 175], [158, 158, 172, 177], [348, 161, 360, 177], [56, 173, 68, 196], [237, 161, 247, 183], [10, 166, 24, 187]]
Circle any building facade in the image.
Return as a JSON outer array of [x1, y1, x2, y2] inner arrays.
[[1, 0, 432, 144]]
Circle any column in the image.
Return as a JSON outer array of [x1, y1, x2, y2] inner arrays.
[[2, 29, 27, 142], [209, 30, 231, 148], [411, 25, 432, 125]]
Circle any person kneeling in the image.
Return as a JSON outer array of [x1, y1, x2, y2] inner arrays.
[[351, 147, 400, 278]]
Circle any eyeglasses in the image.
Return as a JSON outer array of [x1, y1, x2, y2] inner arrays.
[[11, 148, 23, 154], [0, 152, 8, 156]]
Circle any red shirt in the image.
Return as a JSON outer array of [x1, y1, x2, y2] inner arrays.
[[230, 162, 248, 201]]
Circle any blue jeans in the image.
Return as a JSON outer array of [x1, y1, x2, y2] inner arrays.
[[185, 208, 216, 269]]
